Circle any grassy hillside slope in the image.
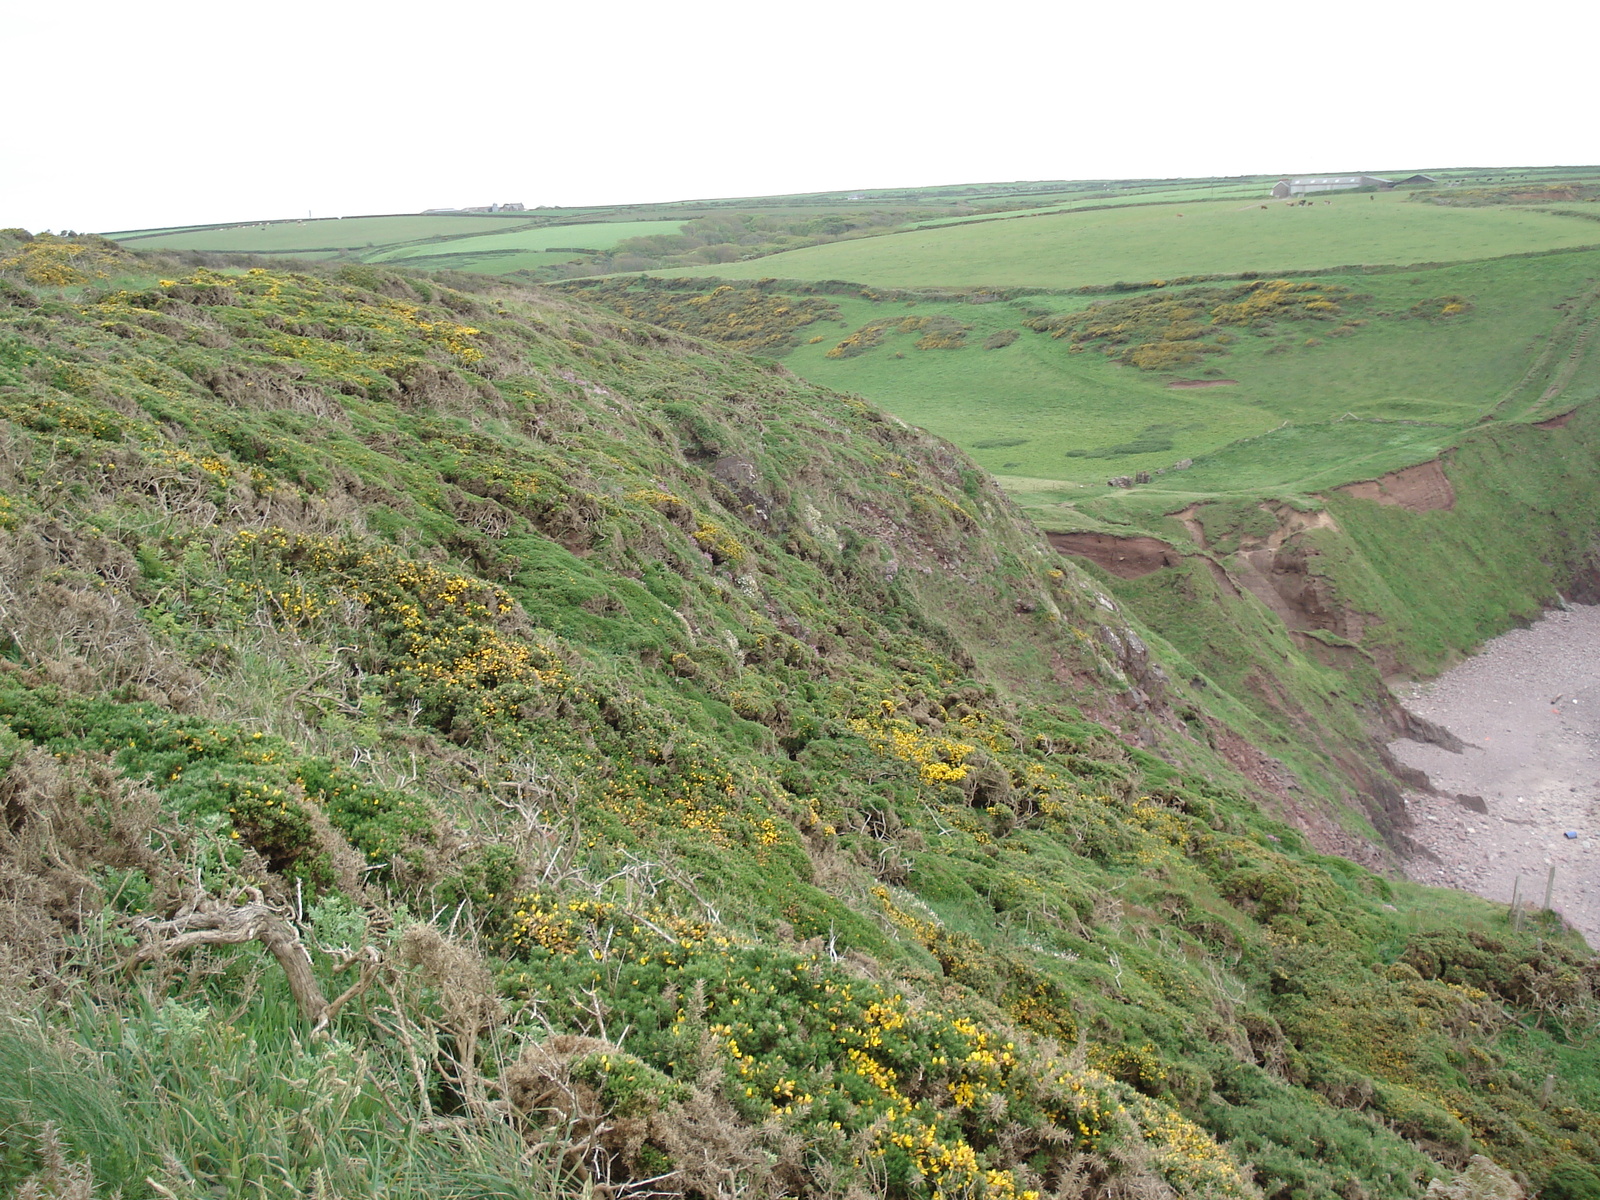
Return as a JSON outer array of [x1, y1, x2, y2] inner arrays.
[[0, 233, 1597, 1200]]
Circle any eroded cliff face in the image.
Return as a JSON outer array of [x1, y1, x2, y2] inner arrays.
[[1047, 409, 1600, 860], [1336, 459, 1457, 512]]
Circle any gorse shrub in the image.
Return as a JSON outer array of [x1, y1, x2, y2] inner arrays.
[[0, 233, 128, 287], [825, 313, 973, 358], [1024, 278, 1362, 371], [559, 279, 841, 354], [1408, 294, 1476, 320]]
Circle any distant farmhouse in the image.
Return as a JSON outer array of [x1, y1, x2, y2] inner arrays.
[[1270, 174, 1436, 198], [422, 202, 526, 214]]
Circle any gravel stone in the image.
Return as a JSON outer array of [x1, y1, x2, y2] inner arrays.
[[1390, 604, 1600, 945]]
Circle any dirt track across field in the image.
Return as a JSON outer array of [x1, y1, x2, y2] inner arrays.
[[1389, 604, 1600, 947]]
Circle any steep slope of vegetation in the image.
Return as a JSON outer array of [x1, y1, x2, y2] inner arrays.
[[1, 232, 1598, 1200], [568, 217, 1600, 826]]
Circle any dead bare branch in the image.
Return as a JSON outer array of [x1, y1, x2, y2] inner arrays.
[[126, 892, 378, 1033]]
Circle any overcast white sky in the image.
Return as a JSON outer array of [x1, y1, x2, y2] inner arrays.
[[7, 0, 1593, 233]]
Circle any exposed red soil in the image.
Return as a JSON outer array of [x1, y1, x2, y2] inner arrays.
[[1336, 458, 1455, 512], [1174, 502, 1339, 553], [1047, 533, 1180, 579], [1167, 379, 1238, 389], [1207, 719, 1385, 865], [1211, 721, 1294, 801], [1535, 410, 1576, 429]]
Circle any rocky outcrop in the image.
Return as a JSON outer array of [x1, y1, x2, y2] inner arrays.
[[1096, 623, 1169, 711]]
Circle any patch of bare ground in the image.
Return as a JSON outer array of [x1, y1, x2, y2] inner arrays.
[[1174, 502, 1340, 553], [1207, 717, 1388, 867], [1389, 604, 1600, 946], [1337, 458, 1455, 512], [1046, 532, 1180, 579]]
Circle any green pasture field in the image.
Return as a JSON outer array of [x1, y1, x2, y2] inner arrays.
[[105, 215, 696, 276], [365, 248, 586, 274], [769, 249, 1600, 519], [648, 192, 1600, 289], [108, 213, 529, 253], [369, 220, 688, 262], [905, 183, 1278, 230]]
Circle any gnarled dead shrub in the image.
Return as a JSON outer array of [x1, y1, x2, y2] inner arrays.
[[0, 745, 162, 993], [506, 1034, 790, 1199]]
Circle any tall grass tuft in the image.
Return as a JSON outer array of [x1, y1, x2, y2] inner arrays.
[[0, 996, 564, 1200]]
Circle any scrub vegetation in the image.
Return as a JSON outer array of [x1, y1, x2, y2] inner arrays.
[[3, 220, 1599, 1200]]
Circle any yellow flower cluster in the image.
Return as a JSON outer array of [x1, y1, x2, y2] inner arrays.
[[0, 235, 122, 287], [1128, 1092, 1250, 1195], [590, 748, 748, 844], [909, 489, 979, 527], [954, 709, 1014, 755], [0, 393, 125, 441], [870, 886, 945, 950], [414, 318, 485, 363], [848, 715, 974, 785], [503, 895, 613, 954], [836, 996, 1034, 1196], [1210, 279, 1342, 326], [625, 487, 685, 509], [228, 580, 325, 626], [692, 522, 747, 565], [503, 892, 714, 964], [228, 529, 565, 732], [149, 445, 232, 480], [1127, 797, 1192, 867]]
